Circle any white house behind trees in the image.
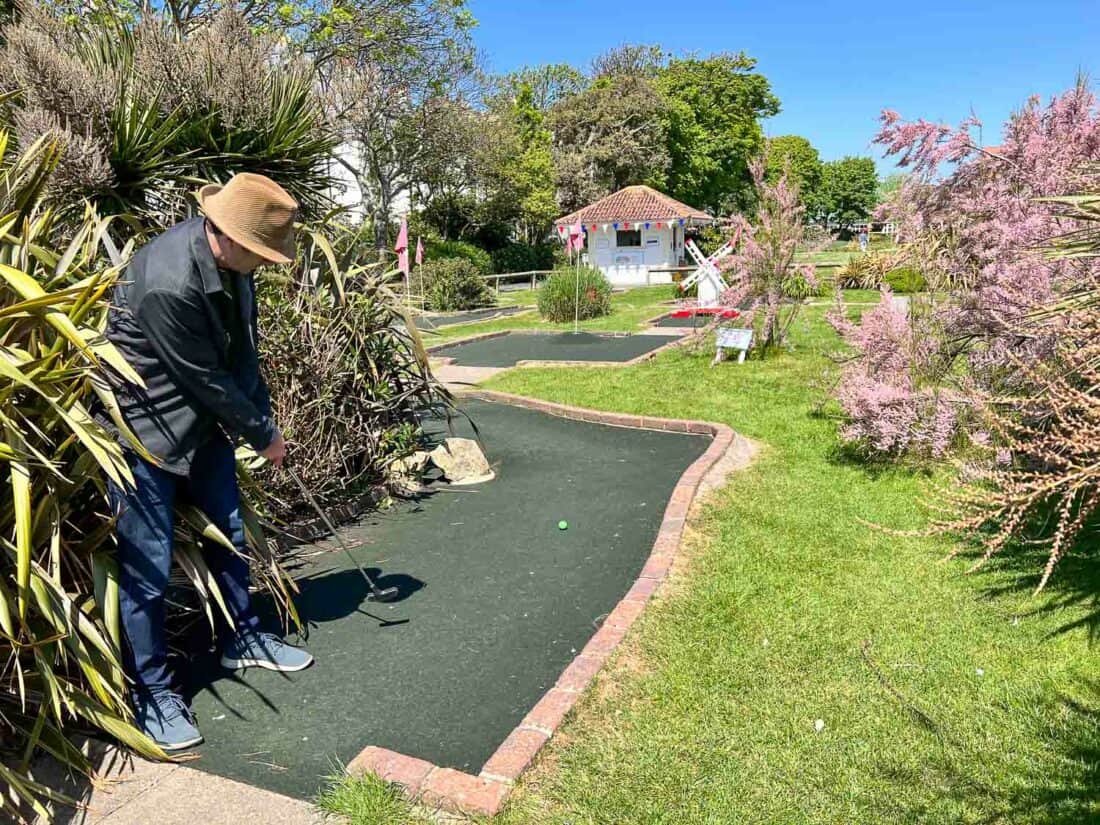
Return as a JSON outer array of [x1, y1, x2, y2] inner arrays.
[[554, 185, 714, 287], [327, 144, 411, 226]]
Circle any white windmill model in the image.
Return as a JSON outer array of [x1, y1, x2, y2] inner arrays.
[[680, 238, 732, 308]]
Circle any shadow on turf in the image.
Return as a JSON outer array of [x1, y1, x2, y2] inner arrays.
[[295, 567, 424, 621], [178, 566, 425, 714], [876, 676, 1100, 824], [822, 437, 935, 481], [965, 545, 1100, 643]]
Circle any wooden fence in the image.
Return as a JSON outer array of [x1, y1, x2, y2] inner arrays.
[[481, 270, 554, 293]]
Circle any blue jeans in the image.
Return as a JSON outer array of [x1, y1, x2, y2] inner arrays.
[[108, 434, 260, 696]]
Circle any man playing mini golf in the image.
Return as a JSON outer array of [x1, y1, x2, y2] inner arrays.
[[104, 173, 313, 751]]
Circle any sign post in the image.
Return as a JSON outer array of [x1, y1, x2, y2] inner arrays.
[[713, 327, 754, 365]]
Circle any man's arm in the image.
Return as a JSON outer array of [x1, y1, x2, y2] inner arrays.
[[247, 284, 273, 419], [135, 287, 277, 451]]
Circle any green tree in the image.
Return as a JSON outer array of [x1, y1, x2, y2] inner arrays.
[[591, 43, 666, 79], [320, 1, 477, 251], [547, 74, 670, 213], [765, 135, 823, 213], [656, 52, 779, 214], [490, 84, 558, 243], [491, 63, 587, 111], [419, 84, 556, 247], [876, 171, 908, 203], [821, 156, 878, 231]]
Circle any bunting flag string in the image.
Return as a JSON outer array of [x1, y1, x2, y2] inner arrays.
[[558, 217, 690, 236]]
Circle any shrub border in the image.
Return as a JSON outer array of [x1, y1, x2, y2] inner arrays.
[[345, 390, 738, 816]]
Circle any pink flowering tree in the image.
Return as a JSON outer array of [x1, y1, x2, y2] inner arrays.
[[833, 79, 1100, 458], [718, 159, 818, 354]]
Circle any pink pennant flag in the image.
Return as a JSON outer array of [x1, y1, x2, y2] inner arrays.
[[415, 236, 424, 266], [394, 218, 409, 275], [569, 222, 584, 254]]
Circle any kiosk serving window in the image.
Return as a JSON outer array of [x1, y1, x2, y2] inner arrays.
[[616, 229, 642, 248]]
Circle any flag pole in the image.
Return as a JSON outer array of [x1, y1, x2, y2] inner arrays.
[[574, 247, 580, 334], [574, 225, 581, 334]]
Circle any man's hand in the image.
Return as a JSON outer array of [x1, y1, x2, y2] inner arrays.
[[260, 428, 286, 468]]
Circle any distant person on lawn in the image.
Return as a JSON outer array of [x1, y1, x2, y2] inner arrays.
[[858, 228, 869, 251], [104, 173, 313, 752]]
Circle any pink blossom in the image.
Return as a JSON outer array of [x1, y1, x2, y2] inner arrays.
[[835, 81, 1100, 458]]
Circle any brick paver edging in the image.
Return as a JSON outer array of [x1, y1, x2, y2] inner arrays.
[[346, 391, 737, 817]]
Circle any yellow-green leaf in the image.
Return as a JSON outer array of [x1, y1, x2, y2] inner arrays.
[[8, 431, 31, 624]]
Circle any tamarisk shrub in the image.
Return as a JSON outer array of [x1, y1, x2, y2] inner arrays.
[[718, 159, 818, 353], [833, 80, 1100, 456], [828, 288, 963, 457]]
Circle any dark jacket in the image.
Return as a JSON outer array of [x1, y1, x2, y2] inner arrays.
[[104, 217, 276, 475]]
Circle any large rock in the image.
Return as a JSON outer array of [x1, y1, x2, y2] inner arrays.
[[389, 450, 431, 490], [428, 437, 495, 485]]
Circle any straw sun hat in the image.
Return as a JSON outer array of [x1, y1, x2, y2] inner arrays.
[[195, 173, 298, 264]]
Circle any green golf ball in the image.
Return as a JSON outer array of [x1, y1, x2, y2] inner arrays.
[[558, 520, 569, 530]]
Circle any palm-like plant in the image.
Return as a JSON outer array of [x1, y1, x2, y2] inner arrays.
[[0, 129, 305, 820], [0, 133, 164, 822], [1, 5, 337, 230]]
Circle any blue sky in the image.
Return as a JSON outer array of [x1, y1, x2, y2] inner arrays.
[[466, 0, 1100, 173]]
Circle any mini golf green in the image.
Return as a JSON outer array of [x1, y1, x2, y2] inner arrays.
[[413, 305, 529, 330], [182, 398, 709, 799], [432, 331, 676, 368]]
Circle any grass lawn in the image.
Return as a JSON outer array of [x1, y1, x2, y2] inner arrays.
[[796, 238, 899, 274], [420, 285, 675, 344], [323, 290, 1100, 824]]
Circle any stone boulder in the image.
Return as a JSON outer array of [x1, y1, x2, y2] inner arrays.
[[428, 438, 495, 485], [389, 450, 431, 489]]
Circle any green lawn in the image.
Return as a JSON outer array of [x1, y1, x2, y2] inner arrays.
[[323, 292, 1100, 824], [795, 238, 899, 272], [421, 285, 675, 344]]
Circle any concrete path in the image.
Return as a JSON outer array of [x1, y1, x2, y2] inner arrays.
[[27, 741, 334, 825], [430, 362, 505, 389]]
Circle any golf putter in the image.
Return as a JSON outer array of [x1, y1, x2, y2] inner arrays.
[[285, 466, 400, 602]]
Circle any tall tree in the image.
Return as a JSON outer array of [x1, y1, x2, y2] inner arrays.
[[547, 74, 670, 213], [465, 83, 559, 244], [820, 156, 878, 231], [409, 97, 487, 239], [591, 43, 666, 79], [765, 135, 823, 214], [52, 0, 479, 65], [876, 172, 908, 204], [656, 52, 779, 214], [320, 1, 477, 251], [490, 63, 587, 111]]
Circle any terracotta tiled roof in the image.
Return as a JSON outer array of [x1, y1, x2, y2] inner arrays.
[[555, 185, 713, 227]]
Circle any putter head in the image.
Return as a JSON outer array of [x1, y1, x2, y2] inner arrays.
[[368, 586, 401, 603]]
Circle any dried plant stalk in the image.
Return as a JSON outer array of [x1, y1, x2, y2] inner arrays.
[[931, 302, 1100, 591]]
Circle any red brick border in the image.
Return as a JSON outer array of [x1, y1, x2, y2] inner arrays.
[[345, 392, 738, 816]]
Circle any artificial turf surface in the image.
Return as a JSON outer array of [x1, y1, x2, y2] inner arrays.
[[430, 331, 676, 368], [320, 290, 1100, 825], [650, 313, 727, 329], [182, 398, 709, 799], [412, 305, 531, 330]]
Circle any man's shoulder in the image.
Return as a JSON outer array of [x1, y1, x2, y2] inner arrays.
[[129, 218, 204, 294]]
